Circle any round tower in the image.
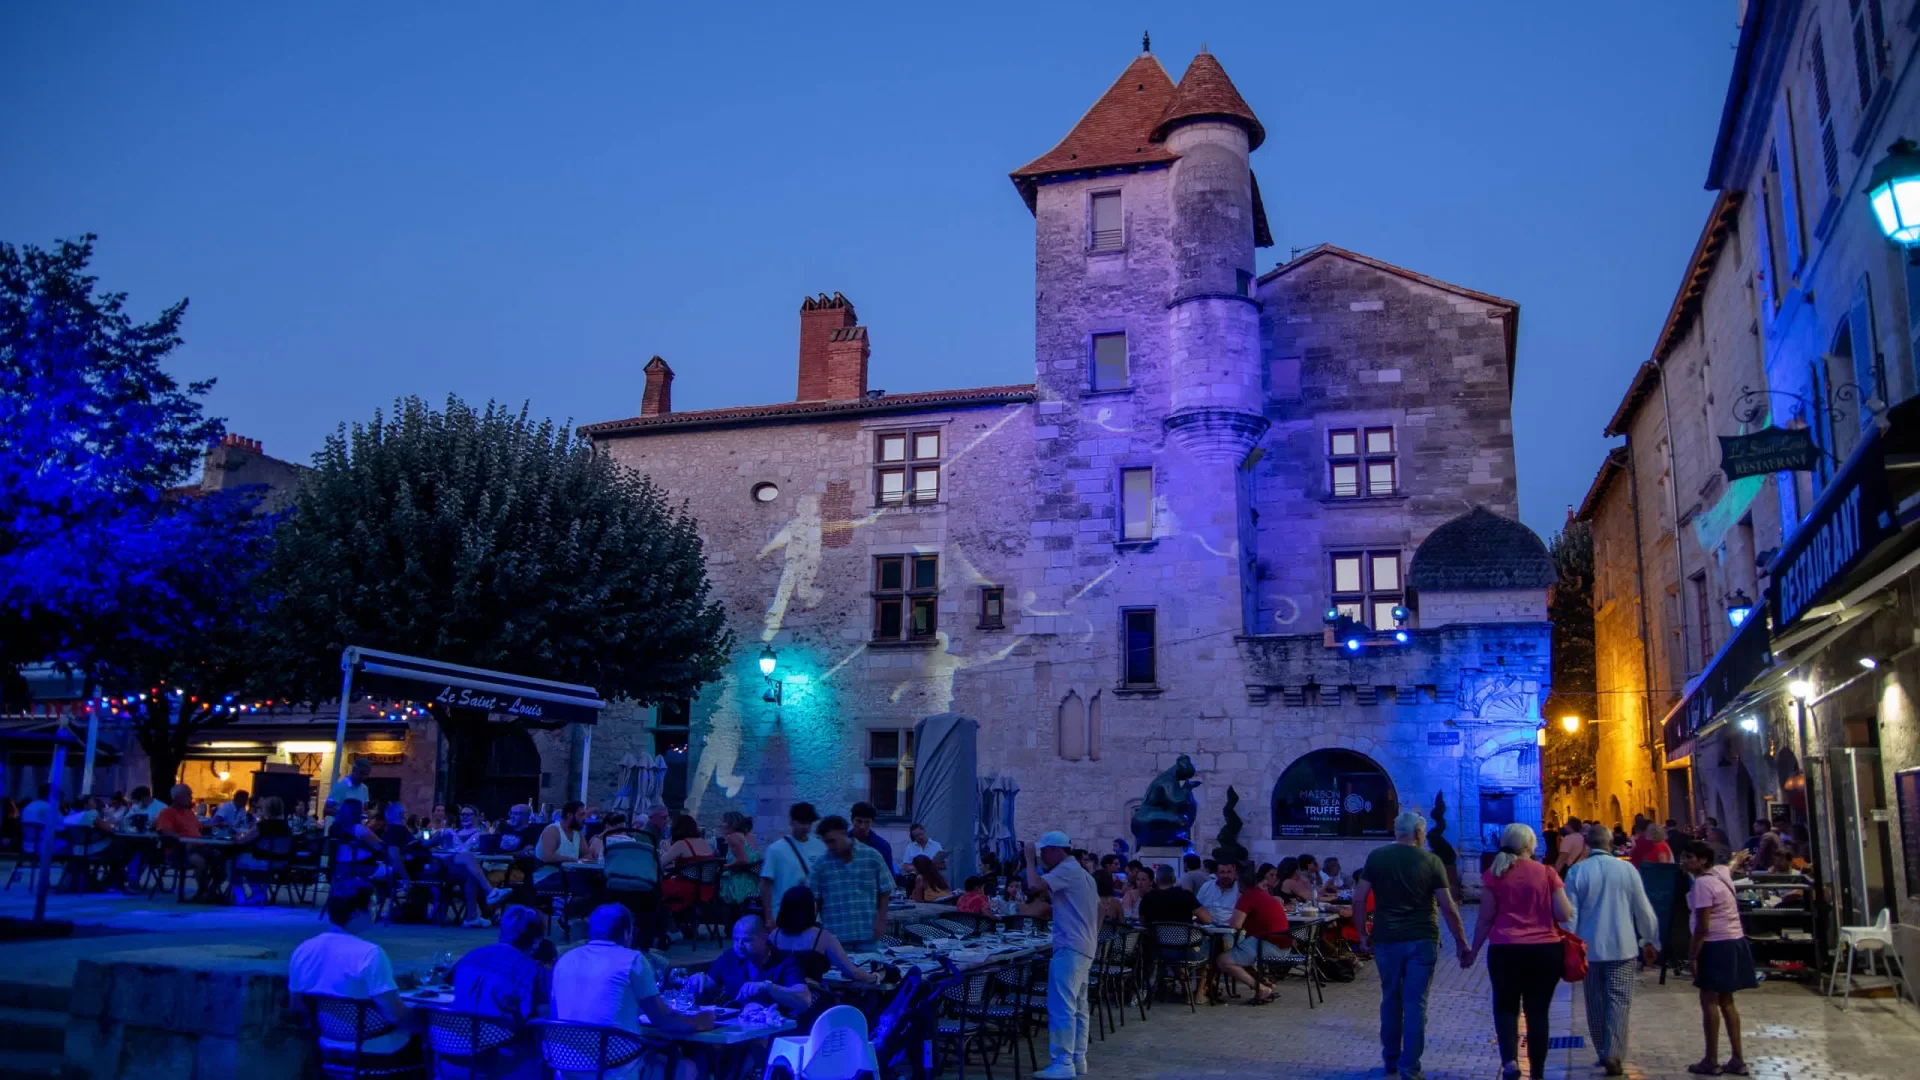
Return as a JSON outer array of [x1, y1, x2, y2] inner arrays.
[[1156, 52, 1268, 464]]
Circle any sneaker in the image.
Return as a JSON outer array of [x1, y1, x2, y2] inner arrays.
[[1033, 1064, 1077, 1080], [1074, 1056, 1087, 1076], [463, 916, 492, 928], [485, 887, 510, 905]]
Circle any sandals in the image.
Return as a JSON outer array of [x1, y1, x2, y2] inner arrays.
[[1722, 1061, 1749, 1076], [1687, 1062, 1722, 1075]]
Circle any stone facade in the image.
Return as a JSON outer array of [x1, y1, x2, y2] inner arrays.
[[582, 49, 1550, 875]]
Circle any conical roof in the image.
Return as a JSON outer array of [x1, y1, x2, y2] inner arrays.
[[1407, 507, 1556, 592], [1010, 53, 1179, 208], [1152, 50, 1264, 149]]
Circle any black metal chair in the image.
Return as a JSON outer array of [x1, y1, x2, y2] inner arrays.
[[1250, 929, 1321, 1008], [984, 956, 1047, 1078], [144, 835, 195, 901], [57, 825, 112, 892], [665, 856, 725, 943], [1092, 925, 1146, 1031], [530, 1019, 660, 1080], [931, 968, 1006, 1080], [1146, 923, 1211, 1012], [303, 992, 425, 1079], [5, 824, 60, 891], [424, 1009, 522, 1080]]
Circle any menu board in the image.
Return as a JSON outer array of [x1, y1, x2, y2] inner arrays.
[[1896, 767, 1920, 900]]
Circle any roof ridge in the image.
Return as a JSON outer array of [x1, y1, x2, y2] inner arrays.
[[583, 384, 1038, 436], [1010, 53, 1180, 210]]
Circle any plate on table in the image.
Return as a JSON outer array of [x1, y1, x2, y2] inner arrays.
[[404, 989, 454, 1004]]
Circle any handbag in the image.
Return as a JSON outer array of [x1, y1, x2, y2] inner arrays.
[[1559, 927, 1589, 983]]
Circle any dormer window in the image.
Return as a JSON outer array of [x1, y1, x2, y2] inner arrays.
[[1090, 191, 1122, 251]]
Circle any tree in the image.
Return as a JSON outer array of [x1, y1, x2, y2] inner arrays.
[[260, 395, 733, 708], [1543, 521, 1598, 795], [0, 234, 279, 784]]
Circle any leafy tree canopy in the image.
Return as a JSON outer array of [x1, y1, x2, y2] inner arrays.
[[1544, 521, 1597, 793], [261, 395, 733, 707]]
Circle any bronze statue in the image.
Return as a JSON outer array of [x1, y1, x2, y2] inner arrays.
[[1212, 785, 1248, 865], [1131, 754, 1201, 848]]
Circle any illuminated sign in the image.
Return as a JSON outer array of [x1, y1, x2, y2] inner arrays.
[[1718, 426, 1819, 480]]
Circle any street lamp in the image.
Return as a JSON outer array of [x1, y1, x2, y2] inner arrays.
[[1560, 714, 1580, 733], [758, 645, 782, 704], [1724, 590, 1754, 629], [1788, 679, 1814, 701], [758, 645, 778, 677], [1866, 138, 1920, 244]]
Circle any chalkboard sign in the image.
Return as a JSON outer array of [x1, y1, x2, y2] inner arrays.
[[1896, 768, 1920, 900], [1769, 801, 1791, 826]]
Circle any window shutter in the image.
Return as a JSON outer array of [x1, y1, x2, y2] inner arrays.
[[1091, 193, 1122, 250]]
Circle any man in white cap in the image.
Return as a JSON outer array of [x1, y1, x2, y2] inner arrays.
[[1024, 831, 1098, 1078]]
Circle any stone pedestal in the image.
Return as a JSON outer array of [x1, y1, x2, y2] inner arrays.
[[1135, 845, 1188, 876], [66, 944, 312, 1080]]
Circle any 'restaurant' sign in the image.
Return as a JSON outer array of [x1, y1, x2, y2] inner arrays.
[[1768, 429, 1894, 628], [427, 684, 578, 723], [1718, 426, 1820, 480]]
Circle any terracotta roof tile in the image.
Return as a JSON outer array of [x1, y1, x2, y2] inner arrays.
[[1010, 54, 1179, 208], [1152, 51, 1264, 149], [582, 385, 1037, 437]]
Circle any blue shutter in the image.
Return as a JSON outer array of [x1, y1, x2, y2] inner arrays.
[[1848, 275, 1882, 420]]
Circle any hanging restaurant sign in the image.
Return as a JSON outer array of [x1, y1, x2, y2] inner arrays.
[[1718, 426, 1820, 480]]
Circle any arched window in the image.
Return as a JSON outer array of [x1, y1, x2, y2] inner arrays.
[[1271, 749, 1398, 839]]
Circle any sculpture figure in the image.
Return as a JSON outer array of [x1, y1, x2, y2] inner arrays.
[[1130, 754, 1201, 849], [1212, 785, 1248, 865]]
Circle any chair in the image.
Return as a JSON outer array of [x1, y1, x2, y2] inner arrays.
[[934, 915, 991, 939], [531, 1019, 657, 1080], [930, 969, 1005, 1080], [58, 825, 109, 892], [665, 856, 725, 942], [424, 1009, 521, 1080], [1828, 908, 1908, 1010], [762, 1004, 879, 1080], [5, 824, 62, 891], [1092, 925, 1146, 1031], [904, 921, 959, 945], [1247, 931, 1319, 1008], [145, 835, 195, 901], [1146, 923, 1210, 1012], [984, 957, 1047, 1077], [303, 992, 425, 1079]]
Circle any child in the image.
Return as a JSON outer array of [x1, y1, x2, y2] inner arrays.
[[956, 875, 992, 914]]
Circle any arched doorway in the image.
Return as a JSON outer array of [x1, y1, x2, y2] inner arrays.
[[1271, 748, 1399, 840], [446, 716, 541, 819], [1476, 742, 1542, 873], [1608, 795, 1623, 829]]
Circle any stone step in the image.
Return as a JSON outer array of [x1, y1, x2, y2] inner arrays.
[[0, 1008, 65, 1055], [0, 983, 68, 1014], [0, 1050, 62, 1080]]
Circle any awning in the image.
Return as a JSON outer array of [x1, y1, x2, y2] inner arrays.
[[347, 647, 607, 728], [1663, 608, 1774, 760]]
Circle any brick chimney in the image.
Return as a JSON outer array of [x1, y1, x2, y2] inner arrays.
[[797, 292, 867, 401], [641, 356, 674, 417]]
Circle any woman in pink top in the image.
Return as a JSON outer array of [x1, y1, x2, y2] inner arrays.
[[1681, 841, 1756, 1076], [1465, 823, 1574, 1080]]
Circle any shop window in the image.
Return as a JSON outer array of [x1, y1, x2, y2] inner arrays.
[[1270, 748, 1399, 839], [866, 729, 914, 818]]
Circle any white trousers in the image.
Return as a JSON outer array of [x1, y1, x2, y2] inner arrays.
[[1047, 948, 1093, 1066]]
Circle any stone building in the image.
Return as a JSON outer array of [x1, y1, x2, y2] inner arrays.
[[1577, 0, 1920, 931], [584, 47, 1552, 877]]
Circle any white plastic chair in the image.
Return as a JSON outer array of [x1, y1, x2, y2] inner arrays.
[[762, 1005, 879, 1080], [1827, 908, 1907, 1009]]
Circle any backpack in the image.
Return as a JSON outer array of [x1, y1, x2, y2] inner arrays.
[[1314, 931, 1360, 982]]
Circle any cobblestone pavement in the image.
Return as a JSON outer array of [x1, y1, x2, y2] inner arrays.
[[1060, 948, 1920, 1080]]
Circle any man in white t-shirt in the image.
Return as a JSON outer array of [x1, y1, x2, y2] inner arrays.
[[553, 904, 713, 1080], [288, 885, 419, 1065], [213, 790, 253, 828], [760, 801, 826, 918], [327, 757, 372, 811], [1195, 861, 1242, 926], [902, 821, 947, 871], [1024, 831, 1099, 1079]]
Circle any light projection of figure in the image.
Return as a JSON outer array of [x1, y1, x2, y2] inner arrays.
[[888, 630, 1025, 713], [758, 492, 824, 641], [684, 672, 746, 816]]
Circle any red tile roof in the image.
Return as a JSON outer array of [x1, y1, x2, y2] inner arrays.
[[581, 385, 1037, 438], [1153, 51, 1265, 149], [1010, 54, 1179, 209]]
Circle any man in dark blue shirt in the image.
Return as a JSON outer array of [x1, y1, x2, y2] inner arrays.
[[850, 802, 895, 875], [691, 916, 811, 1013], [451, 905, 551, 1080]]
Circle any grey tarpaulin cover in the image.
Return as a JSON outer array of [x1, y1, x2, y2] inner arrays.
[[911, 713, 979, 884]]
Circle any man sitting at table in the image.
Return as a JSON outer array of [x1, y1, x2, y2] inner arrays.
[[213, 790, 253, 829], [452, 904, 550, 1079], [124, 785, 166, 829], [1177, 853, 1209, 895], [690, 915, 812, 1014], [1195, 859, 1242, 926], [492, 804, 544, 855], [552, 904, 713, 1080], [1215, 862, 1291, 1005], [157, 783, 221, 897], [290, 882, 421, 1070], [1139, 863, 1212, 927]]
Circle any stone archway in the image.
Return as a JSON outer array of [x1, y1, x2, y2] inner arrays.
[[1271, 748, 1400, 841]]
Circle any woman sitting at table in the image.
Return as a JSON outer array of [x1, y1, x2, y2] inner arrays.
[[1095, 870, 1125, 924], [909, 855, 956, 903], [659, 813, 717, 914], [1121, 864, 1154, 920], [717, 811, 760, 909], [769, 886, 880, 987], [230, 795, 292, 904], [1280, 855, 1322, 905], [437, 805, 510, 926], [1255, 863, 1283, 897], [328, 799, 387, 881]]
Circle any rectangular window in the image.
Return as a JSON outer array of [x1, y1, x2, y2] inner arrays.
[[1091, 332, 1128, 391], [1090, 191, 1122, 251], [980, 587, 1005, 629], [1762, 162, 1789, 308], [652, 699, 691, 811], [1122, 608, 1157, 686], [1810, 30, 1840, 196], [873, 554, 939, 640], [1691, 572, 1714, 668], [875, 429, 942, 505], [865, 729, 914, 818], [1331, 550, 1404, 630], [1329, 427, 1397, 497], [1851, 0, 1888, 109], [1121, 467, 1154, 541]]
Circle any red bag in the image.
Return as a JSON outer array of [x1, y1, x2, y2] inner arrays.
[[1560, 928, 1589, 982]]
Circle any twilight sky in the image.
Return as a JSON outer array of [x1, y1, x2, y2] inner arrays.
[[0, 3, 1737, 539]]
